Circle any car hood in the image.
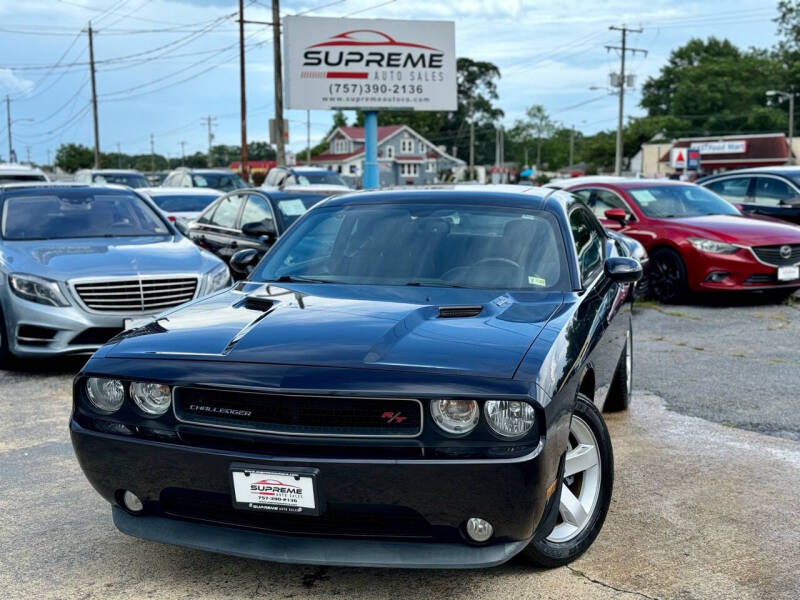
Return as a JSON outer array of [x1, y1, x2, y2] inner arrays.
[[105, 283, 564, 379], [664, 214, 800, 246], [3, 235, 218, 280]]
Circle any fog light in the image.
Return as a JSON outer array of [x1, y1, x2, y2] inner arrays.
[[705, 271, 728, 282], [122, 490, 144, 513], [465, 517, 493, 542]]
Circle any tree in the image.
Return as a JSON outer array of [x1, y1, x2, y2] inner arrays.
[[511, 105, 557, 172], [54, 143, 94, 172], [640, 37, 785, 137]]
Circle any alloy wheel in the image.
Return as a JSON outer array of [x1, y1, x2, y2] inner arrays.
[[650, 252, 684, 301], [547, 415, 602, 543]]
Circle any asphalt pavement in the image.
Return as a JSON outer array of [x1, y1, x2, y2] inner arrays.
[[1, 297, 799, 599]]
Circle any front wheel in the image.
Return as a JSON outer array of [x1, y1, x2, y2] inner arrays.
[[649, 247, 688, 304], [520, 394, 614, 568]]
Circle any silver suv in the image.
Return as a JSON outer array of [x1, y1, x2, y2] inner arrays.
[[161, 168, 247, 193], [0, 183, 230, 361]]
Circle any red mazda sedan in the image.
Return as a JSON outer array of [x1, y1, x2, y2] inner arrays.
[[563, 180, 800, 302]]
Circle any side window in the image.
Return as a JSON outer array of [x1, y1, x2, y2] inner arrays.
[[569, 209, 604, 284], [209, 194, 243, 228], [196, 198, 218, 224], [753, 177, 799, 206], [705, 177, 750, 201], [593, 189, 631, 219], [240, 194, 274, 228]]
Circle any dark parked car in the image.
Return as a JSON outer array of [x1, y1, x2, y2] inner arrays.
[[185, 188, 331, 272], [564, 179, 800, 302], [71, 187, 642, 569], [697, 167, 800, 225]]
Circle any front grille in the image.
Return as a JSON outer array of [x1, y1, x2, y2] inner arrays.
[[73, 277, 197, 313], [752, 245, 800, 266], [160, 488, 433, 540], [174, 387, 423, 438]]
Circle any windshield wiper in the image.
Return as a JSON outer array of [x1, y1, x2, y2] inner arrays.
[[406, 280, 468, 288], [270, 275, 334, 284]]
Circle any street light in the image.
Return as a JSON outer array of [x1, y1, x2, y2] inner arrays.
[[766, 90, 796, 165]]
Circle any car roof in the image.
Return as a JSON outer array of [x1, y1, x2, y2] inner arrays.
[[0, 163, 47, 176], [171, 167, 236, 174], [547, 175, 629, 189], [319, 186, 571, 214], [81, 168, 144, 174], [141, 186, 222, 196], [0, 182, 138, 194], [697, 166, 800, 180], [562, 178, 694, 190], [289, 166, 336, 173]]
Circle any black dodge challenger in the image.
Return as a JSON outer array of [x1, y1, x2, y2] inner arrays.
[[70, 187, 641, 569]]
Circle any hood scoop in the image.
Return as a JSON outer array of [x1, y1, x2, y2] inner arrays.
[[437, 305, 483, 319], [241, 296, 276, 312]]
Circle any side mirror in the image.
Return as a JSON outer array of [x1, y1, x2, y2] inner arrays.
[[173, 220, 189, 237], [604, 208, 629, 225], [242, 220, 276, 241], [230, 248, 261, 275], [605, 256, 642, 283]]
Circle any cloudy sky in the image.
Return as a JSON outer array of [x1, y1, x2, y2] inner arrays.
[[0, 0, 780, 165]]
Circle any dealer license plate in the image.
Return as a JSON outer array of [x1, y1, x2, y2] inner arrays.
[[231, 468, 319, 515], [777, 266, 800, 281], [123, 317, 151, 330]]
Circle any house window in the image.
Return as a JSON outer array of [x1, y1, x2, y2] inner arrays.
[[426, 160, 436, 173], [385, 145, 395, 159], [401, 163, 419, 177], [419, 141, 426, 153], [333, 139, 348, 154], [400, 138, 414, 154]]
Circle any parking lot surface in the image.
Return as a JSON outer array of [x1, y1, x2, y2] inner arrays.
[[1, 300, 799, 600]]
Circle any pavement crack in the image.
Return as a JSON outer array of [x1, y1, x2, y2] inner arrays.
[[566, 567, 661, 600]]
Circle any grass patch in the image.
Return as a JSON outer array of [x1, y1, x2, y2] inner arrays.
[[633, 299, 700, 320]]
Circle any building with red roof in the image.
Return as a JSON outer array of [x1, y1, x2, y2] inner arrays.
[[312, 124, 464, 186]]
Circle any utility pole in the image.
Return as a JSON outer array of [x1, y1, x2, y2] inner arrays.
[[238, 0, 249, 182], [306, 110, 311, 164], [47, 148, 51, 167], [180, 141, 186, 166], [500, 126, 504, 182], [468, 99, 475, 181], [569, 126, 575, 167], [766, 90, 797, 164], [116, 142, 121, 168], [6, 96, 11, 162], [203, 116, 217, 166], [272, 0, 286, 165], [25, 146, 30, 164], [87, 22, 101, 169], [606, 25, 646, 176], [150, 133, 155, 172]]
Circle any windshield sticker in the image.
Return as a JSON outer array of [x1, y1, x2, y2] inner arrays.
[[630, 189, 658, 204], [528, 276, 546, 286], [278, 199, 308, 216]]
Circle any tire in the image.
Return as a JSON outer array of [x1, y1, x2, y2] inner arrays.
[[520, 394, 614, 568], [604, 324, 632, 412], [649, 247, 688, 304]]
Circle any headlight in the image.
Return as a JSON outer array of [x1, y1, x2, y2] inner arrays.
[[9, 273, 70, 306], [430, 399, 479, 435], [86, 377, 125, 413], [130, 381, 171, 415], [484, 400, 536, 439], [204, 263, 231, 294], [688, 238, 738, 254]]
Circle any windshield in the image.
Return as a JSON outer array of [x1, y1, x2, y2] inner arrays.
[[192, 173, 246, 192], [0, 173, 47, 184], [272, 194, 327, 229], [628, 185, 740, 218], [151, 193, 220, 213], [296, 172, 348, 187], [92, 173, 148, 188], [251, 202, 569, 290], [2, 190, 170, 240]]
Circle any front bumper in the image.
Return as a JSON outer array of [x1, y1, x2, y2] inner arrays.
[[686, 247, 800, 292], [71, 420, 560, 568]]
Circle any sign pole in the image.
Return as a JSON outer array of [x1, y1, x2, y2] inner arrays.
[[364, 110, 379, 190]]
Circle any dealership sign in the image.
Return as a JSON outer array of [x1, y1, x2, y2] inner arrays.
[[283, 16, 456, 111], [689, 141, 747, 154]]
